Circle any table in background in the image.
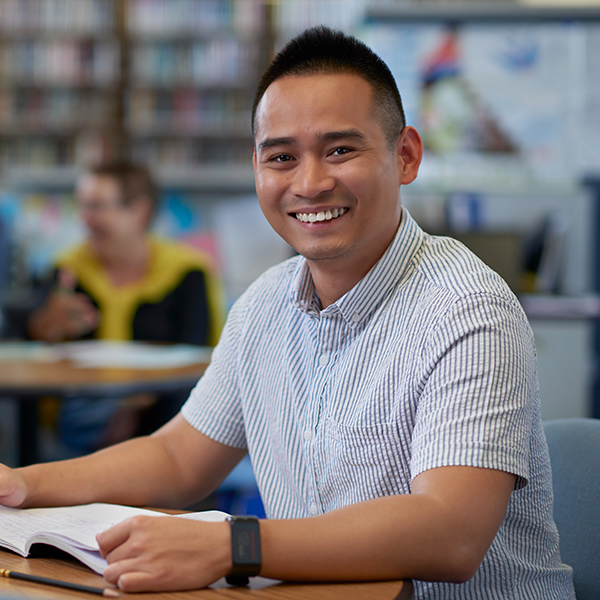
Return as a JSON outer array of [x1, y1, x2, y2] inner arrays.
[[0, 354, 209, 466], [0, 549, 413, 600]]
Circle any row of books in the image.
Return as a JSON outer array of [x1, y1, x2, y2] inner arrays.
[[0, 89, 115, 130], [126, 89, 250, 135], [0, 40, 119, 85], [0, 0, 113, 34], [1, 138, 76, 167], [0, 137, 252, 170], [131, 138, 254, 167], [130, 40, 258, 86], [0, 134, 113, 168], [126, 0, 264, 36]]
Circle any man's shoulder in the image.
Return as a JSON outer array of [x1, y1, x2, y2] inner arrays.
[[416, 233, 515, 302]]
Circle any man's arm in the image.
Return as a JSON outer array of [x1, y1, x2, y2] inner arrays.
[[0, 415, 246, 509], [96, 463, 515, 592], [260, 465, 515, 583]]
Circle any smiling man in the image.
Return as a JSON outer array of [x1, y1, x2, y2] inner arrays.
[[0, 27, 575, 599], [253, 72, 417, 307]]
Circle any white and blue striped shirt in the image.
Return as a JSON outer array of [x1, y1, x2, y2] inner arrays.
[[183, 208, 575, 599]]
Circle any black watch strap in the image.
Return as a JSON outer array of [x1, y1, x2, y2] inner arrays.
[[225, 516, 261, 586]]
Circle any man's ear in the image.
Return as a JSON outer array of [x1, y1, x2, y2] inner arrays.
[[395, 126, 423, 186]]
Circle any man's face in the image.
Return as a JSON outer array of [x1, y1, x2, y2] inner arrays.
[[253, 73, 405, 274], [76, 174, 143, 254]]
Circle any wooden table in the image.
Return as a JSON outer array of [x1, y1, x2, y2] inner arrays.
[[0, 352, 209, 466], [0, 549, 413, 600]]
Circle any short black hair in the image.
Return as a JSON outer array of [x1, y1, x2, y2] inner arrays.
[[252, 26, 406, 149]]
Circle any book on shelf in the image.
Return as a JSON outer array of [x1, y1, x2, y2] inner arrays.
[[0, 502, 229, 575]]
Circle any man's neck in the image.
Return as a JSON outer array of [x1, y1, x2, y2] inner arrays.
[[309, 263, 367, 310], [309, 212, 403, 309]]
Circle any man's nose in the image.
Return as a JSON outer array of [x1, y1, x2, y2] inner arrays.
[[290, 156, 335, 198]]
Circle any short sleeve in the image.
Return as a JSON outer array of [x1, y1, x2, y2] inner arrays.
[[181, 292, 249, 449], [411, 293, 536, 490]]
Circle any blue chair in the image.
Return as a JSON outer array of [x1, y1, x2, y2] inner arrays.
[[543, 418, 600, 600]]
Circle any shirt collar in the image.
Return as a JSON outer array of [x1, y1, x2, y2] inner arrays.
[[290, 207, 426, 327]]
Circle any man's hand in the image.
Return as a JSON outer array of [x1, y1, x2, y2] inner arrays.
[[0, 464, 27, 508], [97, 516, 232, 592], [28, 270, 100, 343]]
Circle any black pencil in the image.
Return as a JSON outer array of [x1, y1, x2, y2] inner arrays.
[[0, 568, 121, 597]]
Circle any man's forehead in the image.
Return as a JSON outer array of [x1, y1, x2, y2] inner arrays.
[[259, 72, 371, 105], [254, 73, 374, 139]]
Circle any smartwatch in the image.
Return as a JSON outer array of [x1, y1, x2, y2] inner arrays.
[[225, 516, 262, 586]]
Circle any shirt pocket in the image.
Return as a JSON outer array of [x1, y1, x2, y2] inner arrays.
[[318, 417, 411, 511]]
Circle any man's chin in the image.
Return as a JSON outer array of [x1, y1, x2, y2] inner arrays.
[[299, 247, 349, 262]]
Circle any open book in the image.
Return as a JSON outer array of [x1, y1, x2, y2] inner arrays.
[[0, 503, 229, 575]]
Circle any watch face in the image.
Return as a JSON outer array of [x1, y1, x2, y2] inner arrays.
[[228, 516, 261, 580], [234, 529, 258, 562]]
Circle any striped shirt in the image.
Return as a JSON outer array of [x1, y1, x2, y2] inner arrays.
[[182, 208, 575, 599]]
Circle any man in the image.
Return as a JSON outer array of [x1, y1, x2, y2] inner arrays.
[[23, 161, 225, 451], [0, 27, 574, 598]]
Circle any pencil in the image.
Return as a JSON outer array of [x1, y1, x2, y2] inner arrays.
[[0, 568, 122, 597]]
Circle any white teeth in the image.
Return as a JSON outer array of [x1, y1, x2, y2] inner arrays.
[[296, 207, 347, 223]]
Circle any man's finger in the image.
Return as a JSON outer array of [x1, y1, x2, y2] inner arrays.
[[103, 557, 152, 588], [96, 518, 136, 558]]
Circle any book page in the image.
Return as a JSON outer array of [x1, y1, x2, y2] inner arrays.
[[0, 503, 161, 552], [0, 504, 231, 575], [174, 510, 229, 522]]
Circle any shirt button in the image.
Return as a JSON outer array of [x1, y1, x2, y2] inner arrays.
[[351, 313, 361, 323], [303, 430, 313, 441], [319, 354, 329, 366], [309, 504, 319, 516]]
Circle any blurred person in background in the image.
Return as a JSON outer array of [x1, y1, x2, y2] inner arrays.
[[21, 160, 225, 455]]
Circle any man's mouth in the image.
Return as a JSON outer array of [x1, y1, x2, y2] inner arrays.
[[295, 207, 348, 223]]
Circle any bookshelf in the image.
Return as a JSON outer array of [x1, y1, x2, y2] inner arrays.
[[0, 0, 271, 192], [124, 0, 268, 189], [0, 0, 122, 179]]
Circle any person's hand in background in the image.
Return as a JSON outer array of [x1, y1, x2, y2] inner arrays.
[[27, 269, 100, 343]]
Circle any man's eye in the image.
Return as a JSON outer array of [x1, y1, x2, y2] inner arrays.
[[270, 154, 293, 163], [331, 147, 352, 156]]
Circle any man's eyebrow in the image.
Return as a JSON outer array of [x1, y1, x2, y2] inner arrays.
[[258, 136, 296, 152], [257, 129, 366, 152], [317, 129, 366, 143]]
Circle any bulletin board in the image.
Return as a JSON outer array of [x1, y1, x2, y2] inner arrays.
[[360, 3, 600, 190]]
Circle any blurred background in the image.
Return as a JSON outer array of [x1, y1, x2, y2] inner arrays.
[[0, 0, 600, 506]]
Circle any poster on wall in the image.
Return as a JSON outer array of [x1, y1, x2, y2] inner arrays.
[[359, 21, 597, 190]]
